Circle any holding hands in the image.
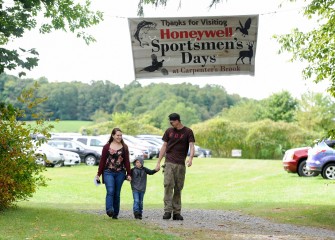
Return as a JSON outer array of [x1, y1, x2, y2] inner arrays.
[[155, 163, 161, 172]]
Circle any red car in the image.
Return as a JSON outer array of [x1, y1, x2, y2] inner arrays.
[[282, 146, 318, 177]]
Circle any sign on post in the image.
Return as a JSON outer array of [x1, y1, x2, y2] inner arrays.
[[232, 149, 242, 157], [128, 15, 258, 79]]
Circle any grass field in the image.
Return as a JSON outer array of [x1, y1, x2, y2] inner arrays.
[[1, 158, 335, 239]]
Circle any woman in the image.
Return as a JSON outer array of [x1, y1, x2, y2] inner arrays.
[[96, 128, 131, 219]]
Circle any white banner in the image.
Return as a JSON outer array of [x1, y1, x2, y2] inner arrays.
[[128, 15, 258, 79]]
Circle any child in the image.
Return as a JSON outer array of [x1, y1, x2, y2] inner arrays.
[[131, 156, 157, 219]]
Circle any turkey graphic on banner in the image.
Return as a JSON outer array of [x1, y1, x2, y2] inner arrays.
[[128, 15, 258, 79]]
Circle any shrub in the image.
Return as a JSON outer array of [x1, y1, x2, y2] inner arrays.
[[0, 83, 52, 210]]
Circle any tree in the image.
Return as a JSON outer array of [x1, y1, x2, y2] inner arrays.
[[245, 119, 315, 159], [258, 91, 298, 122], [83, 112, 163, 136], [220, 99, 261, 123], [0, 0, 103, 76], [91, 109, 111, 123], [0, 83, 52, 210], [275, 0, 335, 95], [0, 0, 102, 209], [295, 91, 335, 135], [144, 96, 201, 129]]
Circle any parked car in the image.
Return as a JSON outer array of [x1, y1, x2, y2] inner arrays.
[[127, 148, 146, 163], [47, 139, 101, 166], [306, 140, 335, 179], [75, 136, 107, 150], [136, 134, 203, 157], [50, 132, 82, 139], [34, 143, 65, 167], [51, 135, 106, 152], [142, 139, 161, 157], [136, 136, 162, 158], [187, 144, 201, 157], [97, 134, 145, 163], [58, 149, 81, 166], [198, 148, 212, 158], [52, 134, 145, 162], [123, 135, 158, 159], [136, 134, 163, 142], [282, 146, 316, 177], [136, 135, 163, 147]]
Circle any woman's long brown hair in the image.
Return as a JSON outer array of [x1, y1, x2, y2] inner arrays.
[[108, 127, 128, 150]]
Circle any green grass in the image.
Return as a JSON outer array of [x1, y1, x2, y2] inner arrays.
[[27, 120, 93, 133], [1, 158, 335, 240]]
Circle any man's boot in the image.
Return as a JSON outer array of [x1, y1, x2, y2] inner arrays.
[[163, 212, 171, 220], [173, 213, 184, 221]]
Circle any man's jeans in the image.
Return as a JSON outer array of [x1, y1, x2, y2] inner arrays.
[[132, 190, 145, 214], [163, 162, 186, 214], [103, 169, 126, 216]]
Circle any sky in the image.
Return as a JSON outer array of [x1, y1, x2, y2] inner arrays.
[[6, 0, 329, 100]]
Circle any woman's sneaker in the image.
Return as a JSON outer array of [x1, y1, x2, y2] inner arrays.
[[106, 210, 114, 217], [134, 212, 140, 219]]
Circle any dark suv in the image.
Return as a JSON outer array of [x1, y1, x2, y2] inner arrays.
[[47, 139, 101, 166]]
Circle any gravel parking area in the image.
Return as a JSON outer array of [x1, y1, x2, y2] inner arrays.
[[86, 209, 335, 240]]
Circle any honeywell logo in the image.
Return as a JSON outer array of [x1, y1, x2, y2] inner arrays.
[[160, 28, 233, 41]]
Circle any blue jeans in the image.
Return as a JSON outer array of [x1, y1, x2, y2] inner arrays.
[[103, 170, 126, 216], [132, 191, 145, 214]]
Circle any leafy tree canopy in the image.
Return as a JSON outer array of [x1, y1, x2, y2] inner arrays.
[[258, 91, 298, 122], [295, 91, 335, 134], [0, 0, 103, 77], [275, 0, 335, 95]]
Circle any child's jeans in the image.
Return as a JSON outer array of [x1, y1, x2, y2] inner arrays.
[[132, 190, 145, 214]]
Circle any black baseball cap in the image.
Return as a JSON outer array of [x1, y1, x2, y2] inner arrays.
[[169, 113, 180, 121]]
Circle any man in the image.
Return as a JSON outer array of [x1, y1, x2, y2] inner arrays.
[[155, 113, 195, 220]]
